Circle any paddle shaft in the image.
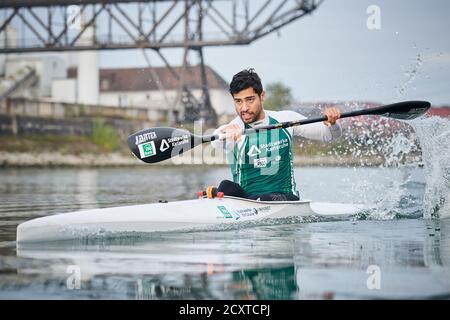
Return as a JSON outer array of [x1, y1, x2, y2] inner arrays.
[[203, 103, 419, 142]]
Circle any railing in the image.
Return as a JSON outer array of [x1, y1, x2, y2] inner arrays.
[[0, 65, 37, 101], [0, 97, 169, 122]]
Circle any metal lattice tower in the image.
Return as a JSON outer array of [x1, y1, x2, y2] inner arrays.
[[0, 0, 323, 124]]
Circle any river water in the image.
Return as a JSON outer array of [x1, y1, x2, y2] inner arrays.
[[0, 165, 449, 300]]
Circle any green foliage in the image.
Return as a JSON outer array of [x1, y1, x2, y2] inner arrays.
[[79, 104, 87, 117], [92, 119, 120, 152], [264, 82, 294, 111]]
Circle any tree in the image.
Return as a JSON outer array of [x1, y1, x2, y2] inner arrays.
[[264, 82, 294, 111]]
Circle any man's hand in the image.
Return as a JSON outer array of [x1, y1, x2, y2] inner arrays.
[[323, 107, 341, 127], [221, 124, 243, 141]]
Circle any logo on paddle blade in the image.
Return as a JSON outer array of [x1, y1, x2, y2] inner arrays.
[[217, 206, 232, 219], [135, 132, 157, 145], [138, 141, 157, 159]]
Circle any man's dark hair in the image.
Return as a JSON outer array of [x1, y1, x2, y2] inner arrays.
[[229, 68, 263, 96]]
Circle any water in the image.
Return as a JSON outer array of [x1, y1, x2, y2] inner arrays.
[[1, 165, 449, 299], [412, 117, 450, 218]]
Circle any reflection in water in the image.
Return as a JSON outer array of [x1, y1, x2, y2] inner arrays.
[[1, 167, 450, 299], [76, 169, 98, 210], [232, 266, 297, 300], [125, 265, 297, 300], [424, 219, 450, 268], [9, 219, 450, 300]]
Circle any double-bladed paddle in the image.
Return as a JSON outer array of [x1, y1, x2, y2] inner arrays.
[[128, 100, 430, 164]]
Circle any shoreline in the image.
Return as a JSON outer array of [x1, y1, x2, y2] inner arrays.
[[0, 151, 404, 168]]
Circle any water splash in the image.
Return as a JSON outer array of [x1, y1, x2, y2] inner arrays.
[[336, 107, 419, 168], [382, 131, 420, 167], [396, 53, 423, 98], [328, 104, 449, 220], [346, 115, 450, 220], [411, 116, 450, 218]]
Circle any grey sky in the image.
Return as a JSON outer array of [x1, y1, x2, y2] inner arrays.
[[98, 0, 450, 105]]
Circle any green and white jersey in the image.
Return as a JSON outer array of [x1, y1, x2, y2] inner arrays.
[[212, 110, 342, 196]]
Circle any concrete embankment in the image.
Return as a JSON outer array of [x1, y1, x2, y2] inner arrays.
[[0, 151, 385, 167]]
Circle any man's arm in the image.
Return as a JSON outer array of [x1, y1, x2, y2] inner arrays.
[[211, 118, 244, 151], [283, 109, 342, 142]]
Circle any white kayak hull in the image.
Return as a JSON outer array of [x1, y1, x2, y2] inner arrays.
[[16, 196, 358, 243]]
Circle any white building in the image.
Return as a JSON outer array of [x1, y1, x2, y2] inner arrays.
[[1, 52, 234, 122], [0, 55, 68, 103], [1, 23, 234, 121], [64, 65, 234, 121]]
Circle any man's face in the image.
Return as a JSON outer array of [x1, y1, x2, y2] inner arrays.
[[232, 87, 266, 124]]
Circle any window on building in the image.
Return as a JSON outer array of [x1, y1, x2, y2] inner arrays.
[[102, 79, 110, 90], [119, 95, 128, 107]]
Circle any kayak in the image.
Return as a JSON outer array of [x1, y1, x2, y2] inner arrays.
[[16, 196, 361, 243]]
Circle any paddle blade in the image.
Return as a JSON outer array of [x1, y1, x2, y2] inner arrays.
[[370, 100, 431, 120], [127, 127, 200, 164]]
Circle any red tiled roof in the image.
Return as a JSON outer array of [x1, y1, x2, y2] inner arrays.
[[428, 107, 450, 117], [67, 65, 228, 92]]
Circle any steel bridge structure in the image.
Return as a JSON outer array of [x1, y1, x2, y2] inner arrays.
[[0, 0, 323, 124]]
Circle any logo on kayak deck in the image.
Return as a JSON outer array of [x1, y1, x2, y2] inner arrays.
[[232, 208, 258, 220], [217, 206, 233, 219], [135, 132, 157, 145], [138, 141, 157, 159]]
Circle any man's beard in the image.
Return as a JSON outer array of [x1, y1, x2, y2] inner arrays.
[[240, 109, 262, 124]]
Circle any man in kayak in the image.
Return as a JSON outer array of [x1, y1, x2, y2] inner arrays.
[[211, 68, 341, 201]]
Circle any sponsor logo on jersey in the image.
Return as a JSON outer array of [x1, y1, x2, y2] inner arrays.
[[247, 145, 261, 157], [253, 157, 268, 168], [259, 139, 289, 152]]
